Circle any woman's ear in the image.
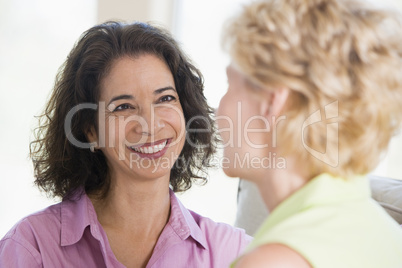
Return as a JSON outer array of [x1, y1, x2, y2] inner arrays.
[[260, 87, 290, 118], [86, 126, 98, 147]]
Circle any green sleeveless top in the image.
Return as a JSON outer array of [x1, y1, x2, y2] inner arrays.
[[239, 173, 402, 268]]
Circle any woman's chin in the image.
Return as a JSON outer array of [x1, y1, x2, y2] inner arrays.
[[221, 166, 241, 178]]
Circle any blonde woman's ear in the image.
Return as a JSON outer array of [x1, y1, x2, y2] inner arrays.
[[261, 87, 289, 118]]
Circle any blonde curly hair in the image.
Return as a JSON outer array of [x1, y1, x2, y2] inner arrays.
[[223, 0, 402, 178]]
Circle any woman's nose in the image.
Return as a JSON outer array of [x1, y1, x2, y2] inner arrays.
[[133, 105, 165, 135]]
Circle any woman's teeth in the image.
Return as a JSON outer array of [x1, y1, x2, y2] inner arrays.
[[131, 140, 168, 154]]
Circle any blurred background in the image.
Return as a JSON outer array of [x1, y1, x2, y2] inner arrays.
[[1, 0, 402, 238]]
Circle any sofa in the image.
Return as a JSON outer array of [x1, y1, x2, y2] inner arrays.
[[370, 175, 402, 225]]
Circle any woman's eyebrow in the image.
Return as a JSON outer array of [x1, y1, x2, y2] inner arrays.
[[108, 94, 134, 106], [107, 87, 175, 105], [154, 86, 176, 95]]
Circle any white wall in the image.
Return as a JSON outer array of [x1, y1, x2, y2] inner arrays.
[[97, 0, 175, 30], [0, 0, 97, 237]]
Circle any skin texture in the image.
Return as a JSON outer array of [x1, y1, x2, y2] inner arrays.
[[217, 64, 311, 268], [235, 244, 311, 268], [88, 54, 186, 268], [217, 65, 273, 178]]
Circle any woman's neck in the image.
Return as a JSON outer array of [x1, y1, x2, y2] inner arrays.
[[90, 175, 171, 239], [254, 159, 309, 212]]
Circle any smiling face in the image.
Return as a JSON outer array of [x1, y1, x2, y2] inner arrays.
[[90, 54, 186, 183]]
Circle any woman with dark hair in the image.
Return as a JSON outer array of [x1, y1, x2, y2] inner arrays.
[[0, 21, 251, 267]]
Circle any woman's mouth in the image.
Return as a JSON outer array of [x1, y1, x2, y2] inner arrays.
[[128, 139, 170, 159], [131, 140, 168, 154]]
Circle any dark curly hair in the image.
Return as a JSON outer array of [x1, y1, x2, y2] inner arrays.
[[30, 21, 217, 200]]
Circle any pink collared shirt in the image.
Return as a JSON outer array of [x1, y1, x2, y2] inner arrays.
[[0, 189, 252, 267]]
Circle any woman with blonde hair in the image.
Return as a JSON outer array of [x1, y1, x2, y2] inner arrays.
[[217, 0, 402, 267]]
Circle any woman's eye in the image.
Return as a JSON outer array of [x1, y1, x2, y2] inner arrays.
[[113, 103, 133, 111], [159, 95, 176, 103]]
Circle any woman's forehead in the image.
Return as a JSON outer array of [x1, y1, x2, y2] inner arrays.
[[99, 55, 175, 100]]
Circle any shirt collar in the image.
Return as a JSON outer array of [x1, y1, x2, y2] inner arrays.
[[254, 173, 370, 236], [60, 188, 209, 250], [168, 189, 209, 250], [60, 189, 99, 246]]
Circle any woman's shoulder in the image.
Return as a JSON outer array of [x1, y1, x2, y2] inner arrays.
[[1, 192, 91, 245], [190, 209, 247, 233], [170, 190, 253, 249], [188, 209, 253, 249], [0, 202, 63, 267], [234, 243, 311, 268], [1, 203, 61, 241]]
